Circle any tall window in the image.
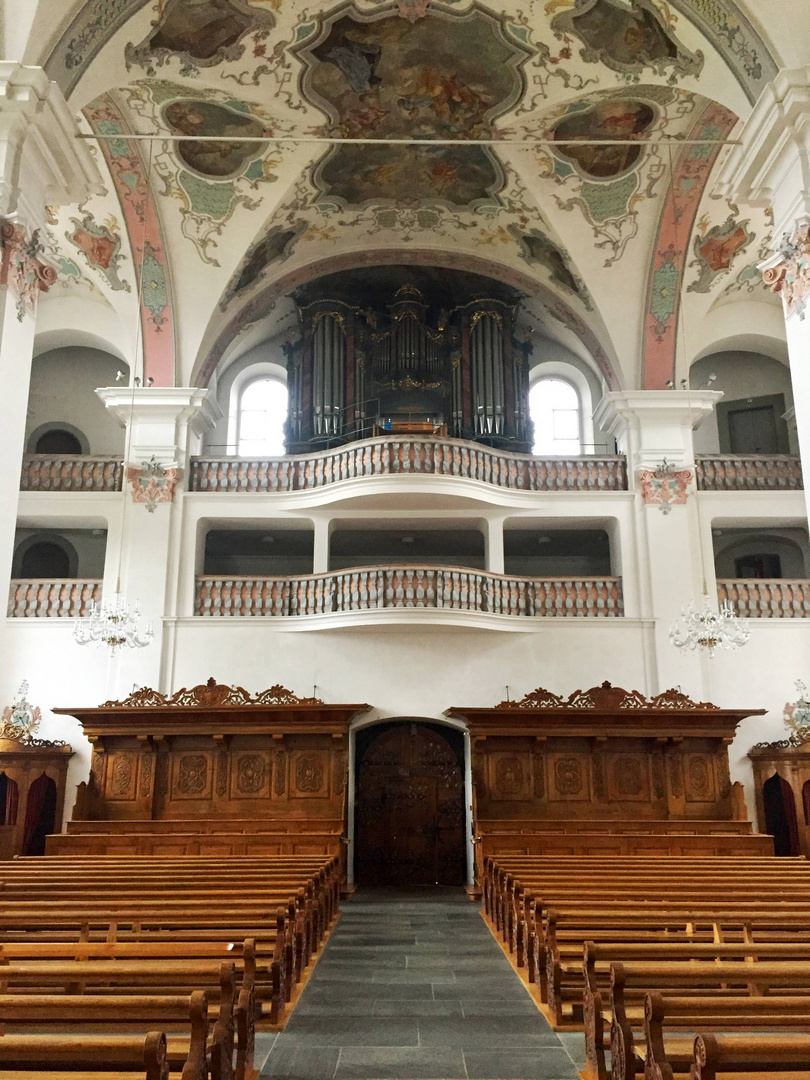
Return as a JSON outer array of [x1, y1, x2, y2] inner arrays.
[[238, 378, 288, 457], [529, 378, 581, 455]]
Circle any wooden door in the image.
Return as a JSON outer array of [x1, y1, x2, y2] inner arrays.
[[354, 723, 466, 886]]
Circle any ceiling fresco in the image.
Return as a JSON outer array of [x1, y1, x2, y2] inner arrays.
[[30, 0, 785, 392]]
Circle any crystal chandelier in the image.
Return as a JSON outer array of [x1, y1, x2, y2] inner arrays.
[[669, 594, 750, 659], [73, 591, 154, 655]]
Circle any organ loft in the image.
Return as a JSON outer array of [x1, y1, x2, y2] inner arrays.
[[0, 0, 809, 1076]]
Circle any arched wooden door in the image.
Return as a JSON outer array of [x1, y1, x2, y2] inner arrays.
[[354, 722, 466, 886]]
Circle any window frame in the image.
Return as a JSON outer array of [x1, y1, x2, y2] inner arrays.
[[528, 372, 590, 457], [226, 362, 289, 457]]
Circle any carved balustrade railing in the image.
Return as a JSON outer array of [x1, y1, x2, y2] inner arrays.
[[8, 579, 102, 618], [190, 440, 627, 494], [20, 455, 123, 493], [718, 579, 810, 618], [195, 568, 624, 619], [696, 455, 803, 491]]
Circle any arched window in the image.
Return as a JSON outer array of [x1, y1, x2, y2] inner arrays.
[[529, 378, 581, 456], [237, 378, 288, 457]]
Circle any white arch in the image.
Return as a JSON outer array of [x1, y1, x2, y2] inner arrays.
[[346, 713, 474, 888], [34, 295, 133, 364]]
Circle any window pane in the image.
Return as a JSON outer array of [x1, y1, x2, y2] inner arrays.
[[238, 378, 288, 456], [530, 378, 581, 455]]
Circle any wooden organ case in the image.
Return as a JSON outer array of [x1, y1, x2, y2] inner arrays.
[[286, 284, 531, 451], [50, 680, 370, 862]]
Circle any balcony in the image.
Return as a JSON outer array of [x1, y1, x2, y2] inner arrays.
[[718, 579, 810, 618], [8, 580, 102, 618], [190, 439, 627, 494], [20, 455, 123, 493], [696, 455, 803, 491], [195, 568, 624, 619]]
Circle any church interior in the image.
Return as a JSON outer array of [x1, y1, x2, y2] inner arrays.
[[0, 0, 810, 1076]]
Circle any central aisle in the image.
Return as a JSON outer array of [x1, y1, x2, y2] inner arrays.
[[260, 888, 582, 1080]]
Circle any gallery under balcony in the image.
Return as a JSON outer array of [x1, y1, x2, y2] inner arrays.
[[7, 527, 106, 618], [713, 526, 810, 619]]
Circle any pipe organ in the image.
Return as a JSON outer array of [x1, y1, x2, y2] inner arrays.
[[286, 285, 531, 452]]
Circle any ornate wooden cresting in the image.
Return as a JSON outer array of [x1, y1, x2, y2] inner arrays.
[[448, 681, 764, 847], [52, 679, 370, 834]]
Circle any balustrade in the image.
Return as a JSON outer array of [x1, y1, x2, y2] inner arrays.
[[696, 455, 803, 491], [195, 568, 623, 619], [718, 579, 810, 618], [8, 580, 102, 618], [190, 439, 627, 494], [20, 455, 123, 493]]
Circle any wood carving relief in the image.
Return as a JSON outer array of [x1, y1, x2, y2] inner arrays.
[[686, 754, 714, 801], [610, 754, 647, 800], [175, 754, 210, 799], [274, 751, 287, 796], [236, 753, 268, 796], [293, 752, 327, 796], [651, 755, 665, 800], [138, 753, 154, 799], [216, 750, 228, 797], [592, 754, 606, 800], [107, 753, 137, 800], [552, 756, 585, 799], [494, 754, 525, 798], [668, 755, 684, 799]]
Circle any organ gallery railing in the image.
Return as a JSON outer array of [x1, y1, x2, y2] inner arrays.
[[695, 455, 803, 491], [20, 455, 123, 493], [190, 440, 627, 494], [195, 569, 624, 618], [8, 580, 102, 618], [718, 579, 810, 618]]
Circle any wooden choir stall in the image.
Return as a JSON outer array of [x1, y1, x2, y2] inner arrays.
[[48, 679, 371, 875], [448, 681, 771, 885]]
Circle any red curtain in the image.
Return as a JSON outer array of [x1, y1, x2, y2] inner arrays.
[[22, 773, 57, 856], [0, 773, 18, 826]]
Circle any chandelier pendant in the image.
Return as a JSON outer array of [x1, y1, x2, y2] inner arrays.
[[669, 594, 750, 659], [73, 591, 154, 655]]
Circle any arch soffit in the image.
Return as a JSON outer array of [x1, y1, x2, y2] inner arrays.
[[350, 713, 469, 736], [194, 247, 623, 393]]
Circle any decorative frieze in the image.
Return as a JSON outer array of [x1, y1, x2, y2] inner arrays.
[[20, 455, 123, 493], [717, 579, 810, 618], [190, 441, 627, 494], [195, 570, 624, 619]]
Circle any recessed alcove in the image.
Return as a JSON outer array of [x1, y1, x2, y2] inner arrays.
[[503, 527, 612, 576], [203, 529, 315, 576], [329, 527, 486, 572]]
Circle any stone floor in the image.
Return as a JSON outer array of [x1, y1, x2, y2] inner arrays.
[[258, 886, 583, 1080]]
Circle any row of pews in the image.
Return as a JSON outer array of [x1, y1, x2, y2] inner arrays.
[[0, 852, 340, 1079], [484, 853, 810, 1080]]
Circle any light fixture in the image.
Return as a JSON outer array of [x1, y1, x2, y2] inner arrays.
[[669, 594, 750, 659], [401, 535, 416, 544], [74, 591, 154, 654]]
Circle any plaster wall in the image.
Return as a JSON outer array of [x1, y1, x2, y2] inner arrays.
[[26, 348, 128, 455], [691, 351, 796, 453]]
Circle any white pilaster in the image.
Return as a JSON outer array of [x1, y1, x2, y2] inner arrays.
[[594, 391, 721, 697], [96, 387, 221, 694]]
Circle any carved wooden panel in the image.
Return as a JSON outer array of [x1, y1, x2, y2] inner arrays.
[[171, 752, 213, 800], [290, 750, 329, 798], [607, 753, 650, 802], [487, 752, 532, 801], [686, 753, 716, 802], [232, 751, 271, 799], [106, 752, 138, 801], [138, 753, 155, 800], [547, 754, 588, 801]]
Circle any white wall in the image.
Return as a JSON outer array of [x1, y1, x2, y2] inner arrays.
[[26, 348, 128, 456]]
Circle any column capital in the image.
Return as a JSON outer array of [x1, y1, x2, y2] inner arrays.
[[716, 67, 810, 238], [96, 386, 222, 458], [0, 63, 101, 234], [594, 390, 720, 471]]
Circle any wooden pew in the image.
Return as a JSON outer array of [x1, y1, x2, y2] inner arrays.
[[0, 992, 208, 1079], [644, 994, 810, 1080], [607, 962, 810, 1080]]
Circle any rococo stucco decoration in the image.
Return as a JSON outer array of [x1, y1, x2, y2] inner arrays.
[[636, 458, 692, 512], [550, 0, 704, 84], [763, 223, 810, 321], [126, 456, 183, 512], [66, 213, 131, 292], [292, 5, 533, 208], [0, 222, 57, 321], [687, 213, 753, 293]]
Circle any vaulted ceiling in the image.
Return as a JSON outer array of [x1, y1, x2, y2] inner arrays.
[[23, 0, 795, 390]]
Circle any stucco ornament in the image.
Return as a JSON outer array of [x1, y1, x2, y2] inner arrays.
[[783, 681, 810, 745], [0, 682, 63, 747], [762, 223, 810, 320], [636, 458, 691, 512], [126, 456, 183, 511], [0, 222, 57, 321]]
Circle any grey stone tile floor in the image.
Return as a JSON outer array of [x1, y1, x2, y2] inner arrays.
[[259, 887, 583, 1080]]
